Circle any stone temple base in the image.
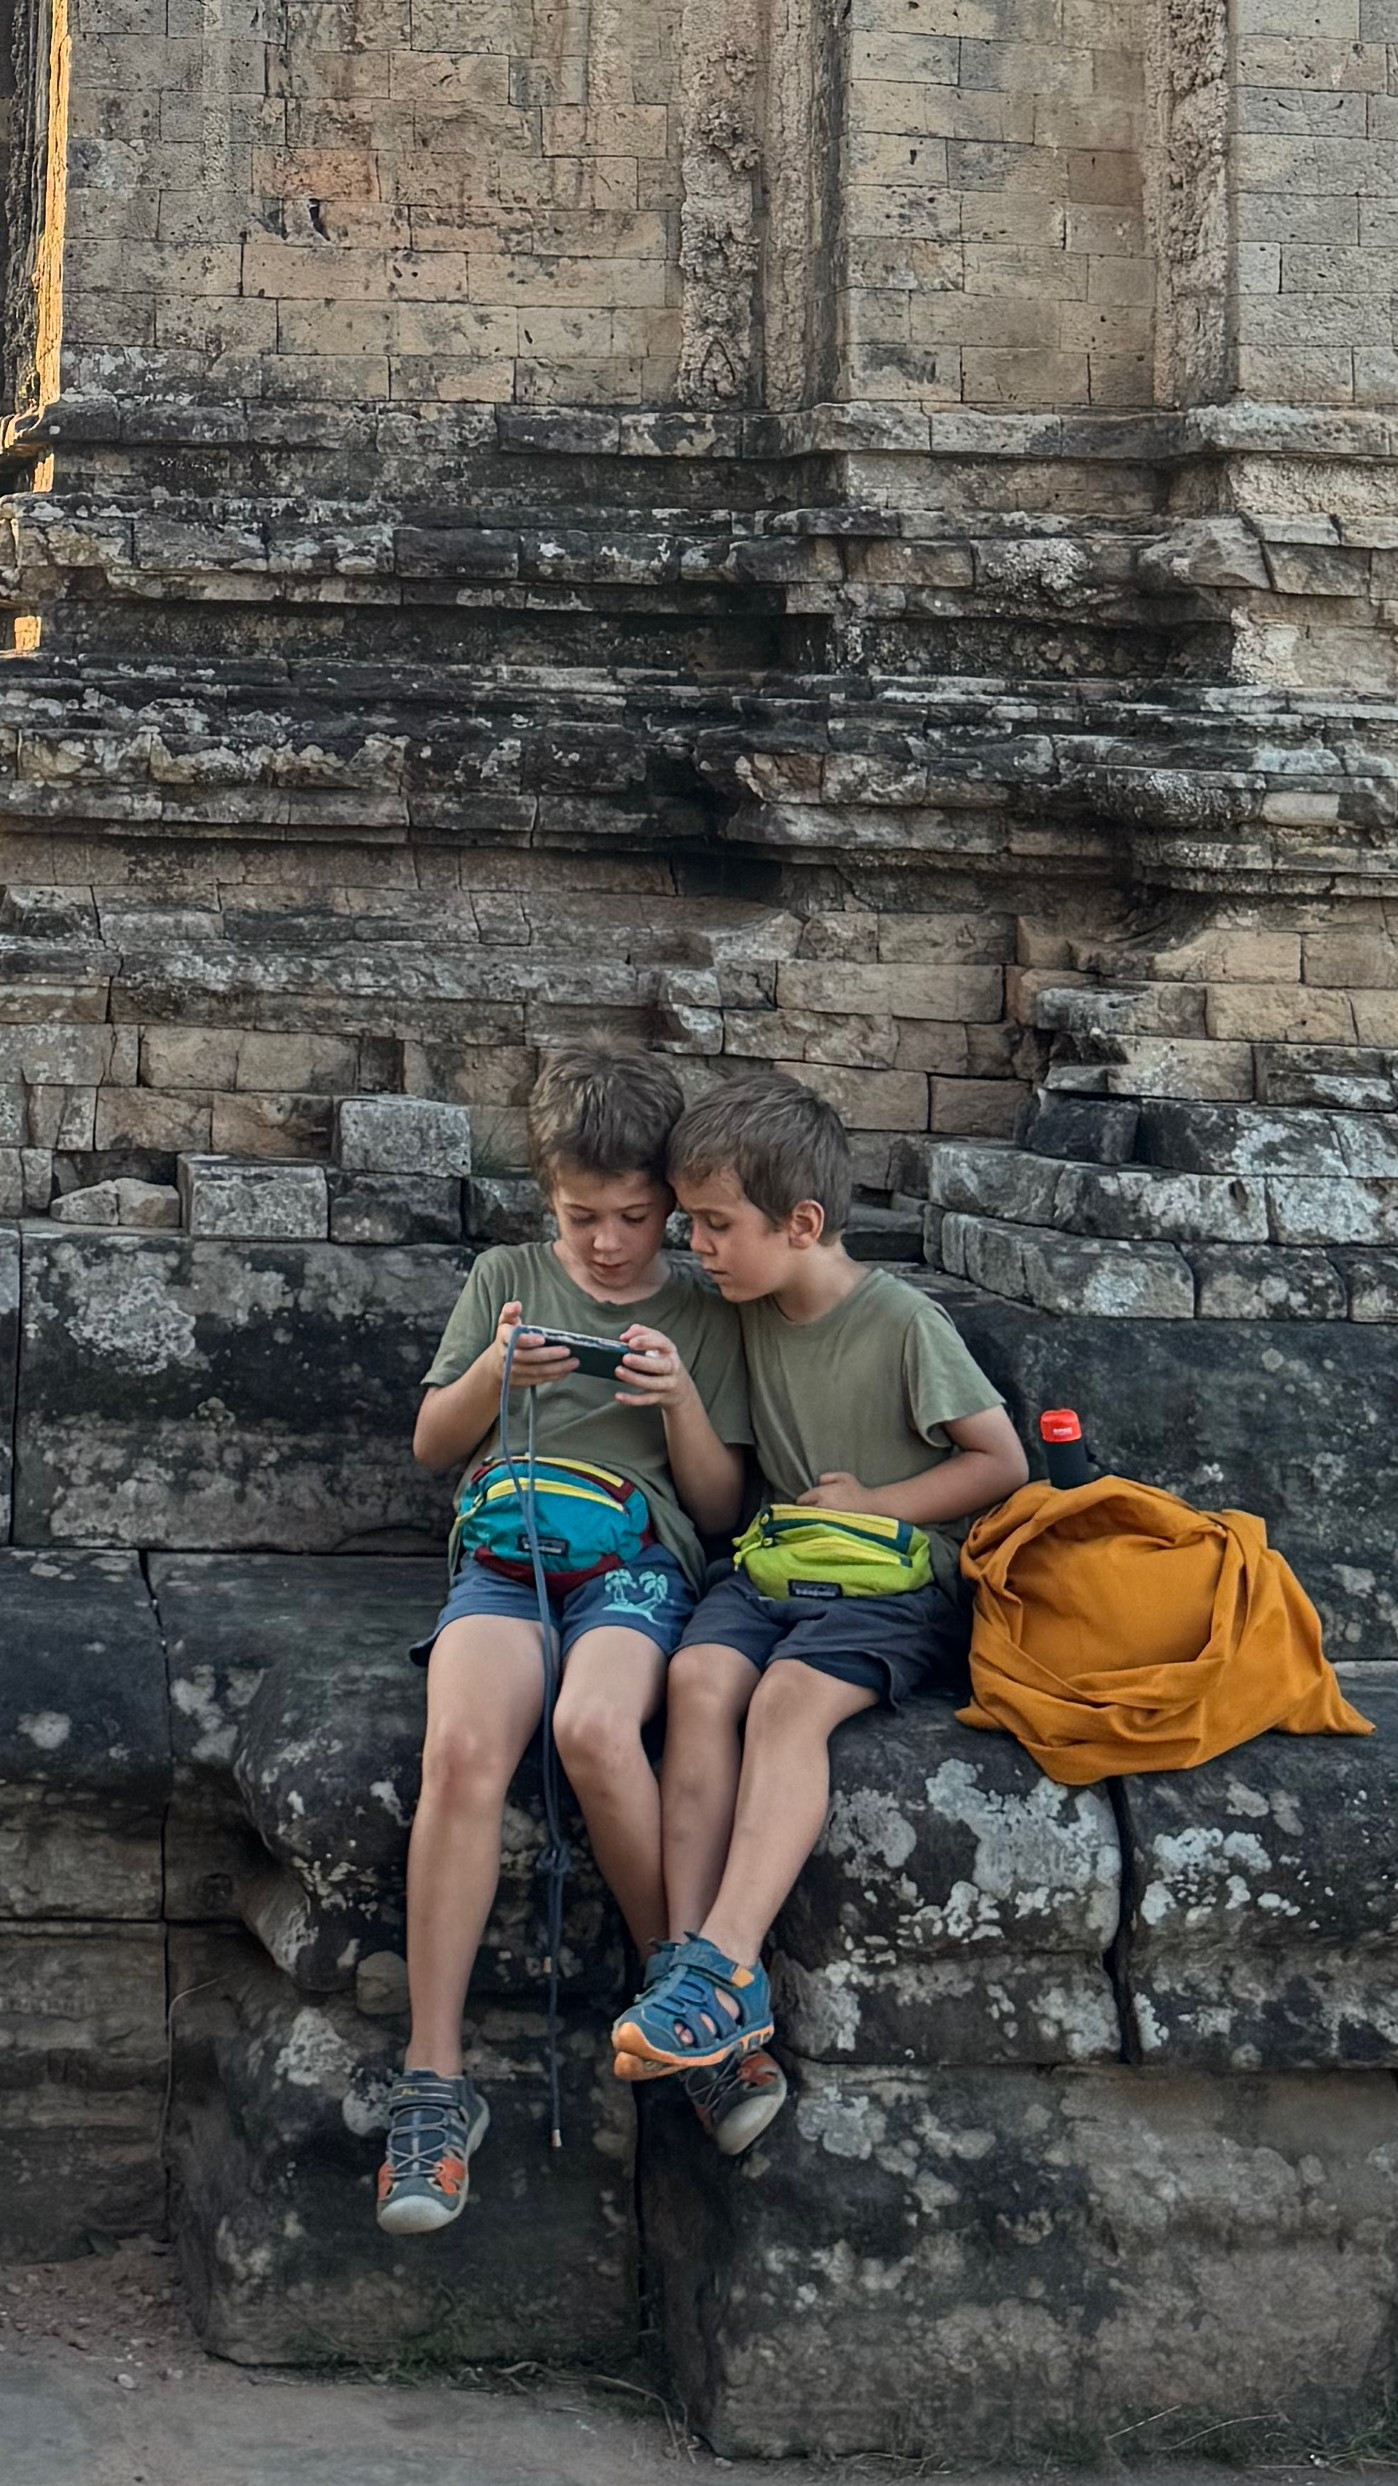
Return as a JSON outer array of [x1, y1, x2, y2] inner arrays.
[[642, 2064, 1398, 2461], [1, 1221, 1396, 2452], [3, 1538, 1396, 2455]]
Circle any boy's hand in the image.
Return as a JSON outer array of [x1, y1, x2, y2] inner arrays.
[[614, 1324, 694, 1411], [494, 1301, 577, 1389], [797, 1471, 879, 1511]]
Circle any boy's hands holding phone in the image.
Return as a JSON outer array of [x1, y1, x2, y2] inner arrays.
[[613, 1323, 694, 1411], [494, 1301, 578, 1389]]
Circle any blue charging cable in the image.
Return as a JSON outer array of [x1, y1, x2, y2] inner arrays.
[[497, 1326, 570, 2151]]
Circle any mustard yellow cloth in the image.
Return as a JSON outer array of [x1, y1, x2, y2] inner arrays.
[[958, 1475, 1371, 1784]]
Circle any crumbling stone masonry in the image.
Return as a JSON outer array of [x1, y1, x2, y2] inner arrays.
[[1, 0, 1397, 2460]]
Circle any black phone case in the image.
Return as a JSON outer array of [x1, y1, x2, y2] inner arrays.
[[531, 1328, 629, 1379]]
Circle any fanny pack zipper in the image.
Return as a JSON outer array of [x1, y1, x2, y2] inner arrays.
[[471, 1457, 634, 1510], [758, 1512, 918, 1559]]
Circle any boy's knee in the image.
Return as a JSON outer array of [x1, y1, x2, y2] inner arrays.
[[552, 1700, 638, 1782], [420, 1720, 513, 1809], [667, 1644, 744, 1722]]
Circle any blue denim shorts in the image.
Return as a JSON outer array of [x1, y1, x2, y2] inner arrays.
[[675, 1568, 971, 1708], [409, 1546, 696, 1667]]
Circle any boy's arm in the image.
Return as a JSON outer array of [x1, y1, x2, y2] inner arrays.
[[614, 1323, 746, 1534], [798, 1407, 1029, 1525], [413, 1300, 577, 1471]]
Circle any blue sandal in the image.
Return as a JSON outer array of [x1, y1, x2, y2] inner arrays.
[[612, 1934, 774, 2073]]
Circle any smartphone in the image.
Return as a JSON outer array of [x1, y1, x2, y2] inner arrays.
[[522, 1325, 632, 1381]]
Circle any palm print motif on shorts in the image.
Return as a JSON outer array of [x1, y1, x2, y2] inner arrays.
[[599, 1568, 678, 1626]]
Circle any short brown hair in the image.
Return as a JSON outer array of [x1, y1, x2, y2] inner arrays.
[[668, 1074, 851, 1236], [527, 1048, 684, 1187]]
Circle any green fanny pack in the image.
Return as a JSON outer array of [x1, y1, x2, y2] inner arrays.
[[734, 1502, 933, 1601]]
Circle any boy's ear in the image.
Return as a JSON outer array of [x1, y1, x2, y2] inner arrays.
[[787, 1198, 826, 1250]]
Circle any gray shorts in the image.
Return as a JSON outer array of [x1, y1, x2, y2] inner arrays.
[[675, 1568, 972, 1709]]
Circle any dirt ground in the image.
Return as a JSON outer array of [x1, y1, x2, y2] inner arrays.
[[1, 2239, 1395, 2486]]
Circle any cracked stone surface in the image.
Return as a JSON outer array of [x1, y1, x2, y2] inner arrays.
[[0, 1549, 168, 1919], [0, 1223, 16, 1536], [1118, 1679, 1398, 2070], [14, 1233, 469, 1551], [643, 2063, 1398, 2460], [168, 1932, 637, 2370], [772, 1702, 1122, 2065]]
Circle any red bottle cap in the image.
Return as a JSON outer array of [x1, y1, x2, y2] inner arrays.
[[1040, 1409, 1082, 1442]]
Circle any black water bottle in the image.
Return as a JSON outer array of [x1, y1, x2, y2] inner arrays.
[[1040, 1408, 1093, 1489]]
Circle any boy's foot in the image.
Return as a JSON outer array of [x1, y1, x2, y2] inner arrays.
[[375, 2068, 489, 2235], [684, 2047, 788, 2157], [611, 1934, 774, 2073]]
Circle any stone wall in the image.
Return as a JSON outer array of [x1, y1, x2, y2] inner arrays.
[[842, 0, 1152, 411]]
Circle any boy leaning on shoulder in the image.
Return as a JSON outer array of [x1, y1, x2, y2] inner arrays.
[[611, 1074, 1028, 2140], [376, 1048, 752, 2234]]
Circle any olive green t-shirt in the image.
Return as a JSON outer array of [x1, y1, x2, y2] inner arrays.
[[738, 1268, 1004, 1597], [422, 1242, 753, 1589]]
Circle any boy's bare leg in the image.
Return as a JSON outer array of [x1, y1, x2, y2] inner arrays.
[[552, 1627, 669, 1954], [657, 1642, 761, 1940], [404, 1616, 546, 2077], [700, 1659, 876, 1972]]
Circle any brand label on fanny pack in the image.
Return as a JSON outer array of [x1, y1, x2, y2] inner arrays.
[[788, 1578, 843, 1599]]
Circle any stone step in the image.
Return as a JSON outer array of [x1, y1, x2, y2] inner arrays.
[[931, 1139, 1268, 1244], [5, 1508, 1396, 2412], [1045, 1036, 1256, 1101], [1021, 1087, 1398, 1177], [938, 1208, 1196, 1317], [930, 1138, 1398, 1247], [1136, 1098, 1398, 1177], [1256, 1041, 1398, 1111]]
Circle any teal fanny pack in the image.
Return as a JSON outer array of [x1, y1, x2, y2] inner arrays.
[[451, 1454, 653, 1594]]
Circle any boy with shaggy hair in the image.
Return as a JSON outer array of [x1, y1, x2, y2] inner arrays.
[[377, 1049, 752, 2233], [611, 1073, 1027, 2143]]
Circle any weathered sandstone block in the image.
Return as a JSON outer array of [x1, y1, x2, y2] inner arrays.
[[336, 1097, 473, 1177], [1192, 1243, 1349, 1320], [463, 1173, 550, 1245], [1020, 1093, 1140, 1163], [0, 1223, 16, 1536], [328, 1171, 463, 1245], [179, 1155, 330, 1241], [226, 1560, 626, 2004], [0, 1924, 167, 2262], [153, 1552, 442, 1924], [941, 1212, 1198, 1317], [168, 1934, 637, 2368], [1117, 1682, 1398, 2070], [14, 1232, 468, 1551], [772, 1703, 1122, 2065], [644, 2064, 1398, 2459], [0, 1549, 168, 1920]]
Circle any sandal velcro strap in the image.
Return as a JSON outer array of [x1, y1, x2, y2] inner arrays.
[[611, 1934, 774, 2073]]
